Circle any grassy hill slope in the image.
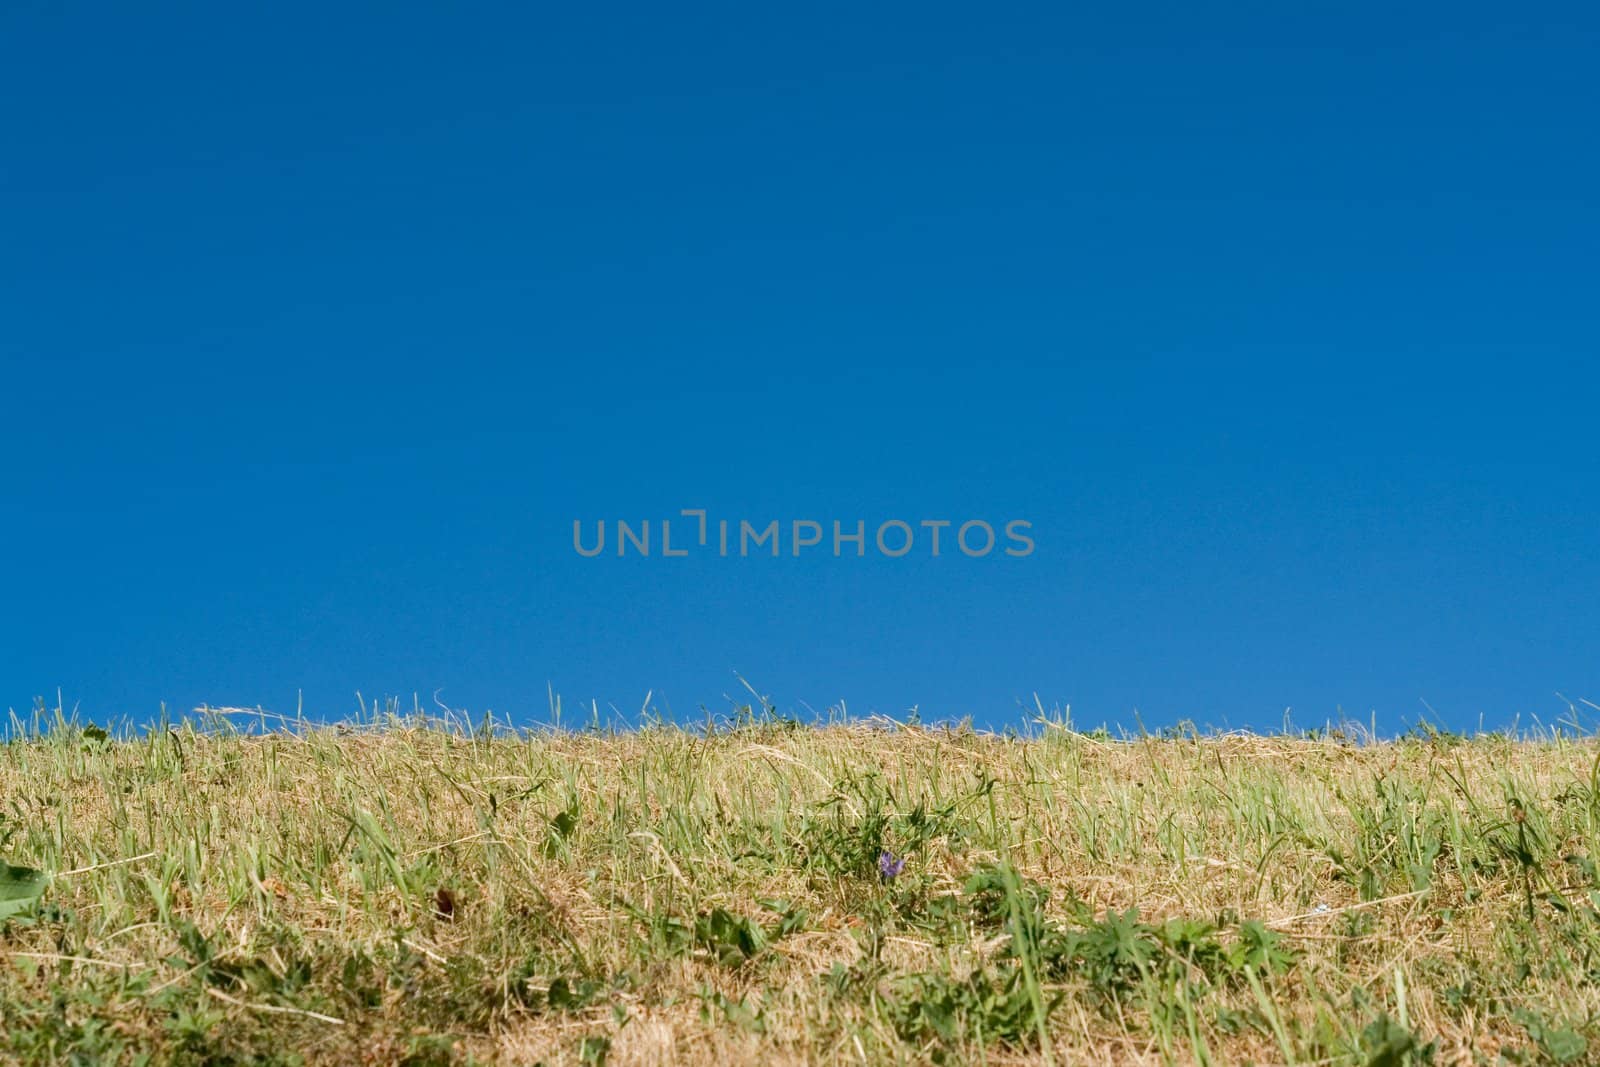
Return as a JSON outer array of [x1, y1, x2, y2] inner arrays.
[[1, 716, 1596, 1064]]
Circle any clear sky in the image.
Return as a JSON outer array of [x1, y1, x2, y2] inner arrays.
[[5, 3, 1597, 734]]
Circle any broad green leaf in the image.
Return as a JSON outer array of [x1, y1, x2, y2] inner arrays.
[[0, 861, 47, 920]]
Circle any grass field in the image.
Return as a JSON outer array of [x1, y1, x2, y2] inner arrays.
[[3, 706, 1599, 1065]]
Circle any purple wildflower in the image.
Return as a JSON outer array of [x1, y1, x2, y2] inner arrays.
[[878, 850, 905, 882]]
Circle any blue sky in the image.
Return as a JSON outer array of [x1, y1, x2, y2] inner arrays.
[[4, 3, 1597, 733]]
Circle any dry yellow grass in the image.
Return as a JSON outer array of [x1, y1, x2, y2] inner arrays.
[[1, 715, 1596, 1064]]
